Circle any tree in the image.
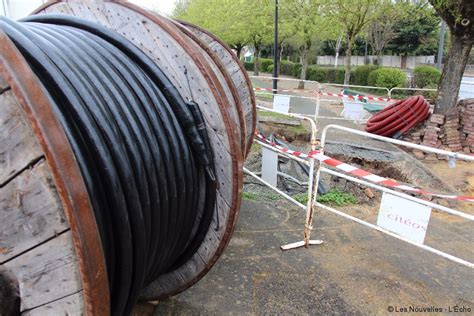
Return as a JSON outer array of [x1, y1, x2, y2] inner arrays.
[[173, 0, 191, 17], [246, 0, 274, 75], [174, 0, 257, 60], [429, 0, 474, 113], [367, 2, 408, 65], [386, 4, 439, 56], [325, 0, 379, 85], [282, 0, 333, 88]]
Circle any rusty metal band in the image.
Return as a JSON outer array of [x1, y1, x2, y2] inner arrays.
[[172, 21, 247, 157], [178, 20, 257, 158], [0, 30, 109, 315]]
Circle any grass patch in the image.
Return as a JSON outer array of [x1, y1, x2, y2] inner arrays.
[[257, 110, 308, 135], [292, 189, 358, 206], [293, 193, 308, 205], [288, 124, 308, 135], [243, 192, 259, 201], [266, 193, 281, 201], [257, 109, 291, 119], [242, 191, 282, 202], [255, 92, 274, 101], [317, 189, 358, 206]]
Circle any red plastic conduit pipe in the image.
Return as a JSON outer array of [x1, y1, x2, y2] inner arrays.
[[365, 95, 430, 138]]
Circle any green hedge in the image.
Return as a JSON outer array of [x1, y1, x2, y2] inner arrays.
[[306, 66, 326, 82], [305, 66, 345, 84], [245, 58, 303, 77], [244, 61, 254, 71], [328, 68, 345, 84], [243, 58, 348, 85], [292, 63, 302, 77], [280, 60, 296, 77], [352, 65, 379, 86], [413, 65, 441, 88], [259, 58, 274, 72], [368, 68, 407, 89]]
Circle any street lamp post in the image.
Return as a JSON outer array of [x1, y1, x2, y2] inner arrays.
[[273, 0, 279, 94]]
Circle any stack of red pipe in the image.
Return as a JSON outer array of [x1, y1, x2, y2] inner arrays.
[[365, 95, 430, 138]]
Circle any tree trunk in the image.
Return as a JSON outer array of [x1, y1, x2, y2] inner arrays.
[[434, 34, 473, 114], [253, 48, 260, 76], [344, 37, 353, 86], [230, 43, 243, 59], [298, 48, 308, 89], [280, 42, 284, 62], [376, 50, 383, 66], [334, 34, 342, 68], [364, 41, 368, 65], [235, 44, 243, 59]]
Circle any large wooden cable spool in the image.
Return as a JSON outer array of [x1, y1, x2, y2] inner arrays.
[[0, 1, 256, 314]]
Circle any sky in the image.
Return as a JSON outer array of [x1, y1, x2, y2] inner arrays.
[[128, 0, 177, 16]]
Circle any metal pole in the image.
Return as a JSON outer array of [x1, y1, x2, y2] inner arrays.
[[437, 20, 446, 70], [272, 0, 279, 94], [364, 40, 368, 65]]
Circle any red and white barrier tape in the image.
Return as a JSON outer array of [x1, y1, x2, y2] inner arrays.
[[322, 91, 393, 102], [255, 132, 474, 202], [253, 87, 393, 102]]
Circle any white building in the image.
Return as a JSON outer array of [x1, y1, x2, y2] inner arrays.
[[1, 0, 47, 19]]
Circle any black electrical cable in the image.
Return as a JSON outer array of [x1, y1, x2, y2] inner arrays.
[[0, 15, 217, 316]]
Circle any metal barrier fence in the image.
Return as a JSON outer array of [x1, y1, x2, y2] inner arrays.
[[246, 116, 474, 268], [250, 76, 392, 123], [389, 87, 437, 98], [248, 75, 463, 124], [246, 105, 324, 249], [315, 124, 473, 268]]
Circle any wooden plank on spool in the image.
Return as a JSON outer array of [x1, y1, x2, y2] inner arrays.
[[179, 255, 206, 285], [0, 91, 43, 186], [1, 27, 109, 315], [22, 291, 84, 316], [4, 231, 82, 312], [0, 160, 68, 263]]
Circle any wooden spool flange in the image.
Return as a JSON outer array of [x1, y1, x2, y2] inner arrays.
[[0, 32, 108, 315], [0, 0, 256, 314]]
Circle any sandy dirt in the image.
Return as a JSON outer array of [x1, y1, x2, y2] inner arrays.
[[419, 160, 474, 214]]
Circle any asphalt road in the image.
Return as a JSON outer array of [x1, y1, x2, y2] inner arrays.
[[154, 197, 473, 315]]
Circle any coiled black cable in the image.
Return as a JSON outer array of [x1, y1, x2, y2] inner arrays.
[[0, 14, 217, 315]]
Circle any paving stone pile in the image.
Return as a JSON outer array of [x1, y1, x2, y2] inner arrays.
[[403, 99, 474, 160]]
